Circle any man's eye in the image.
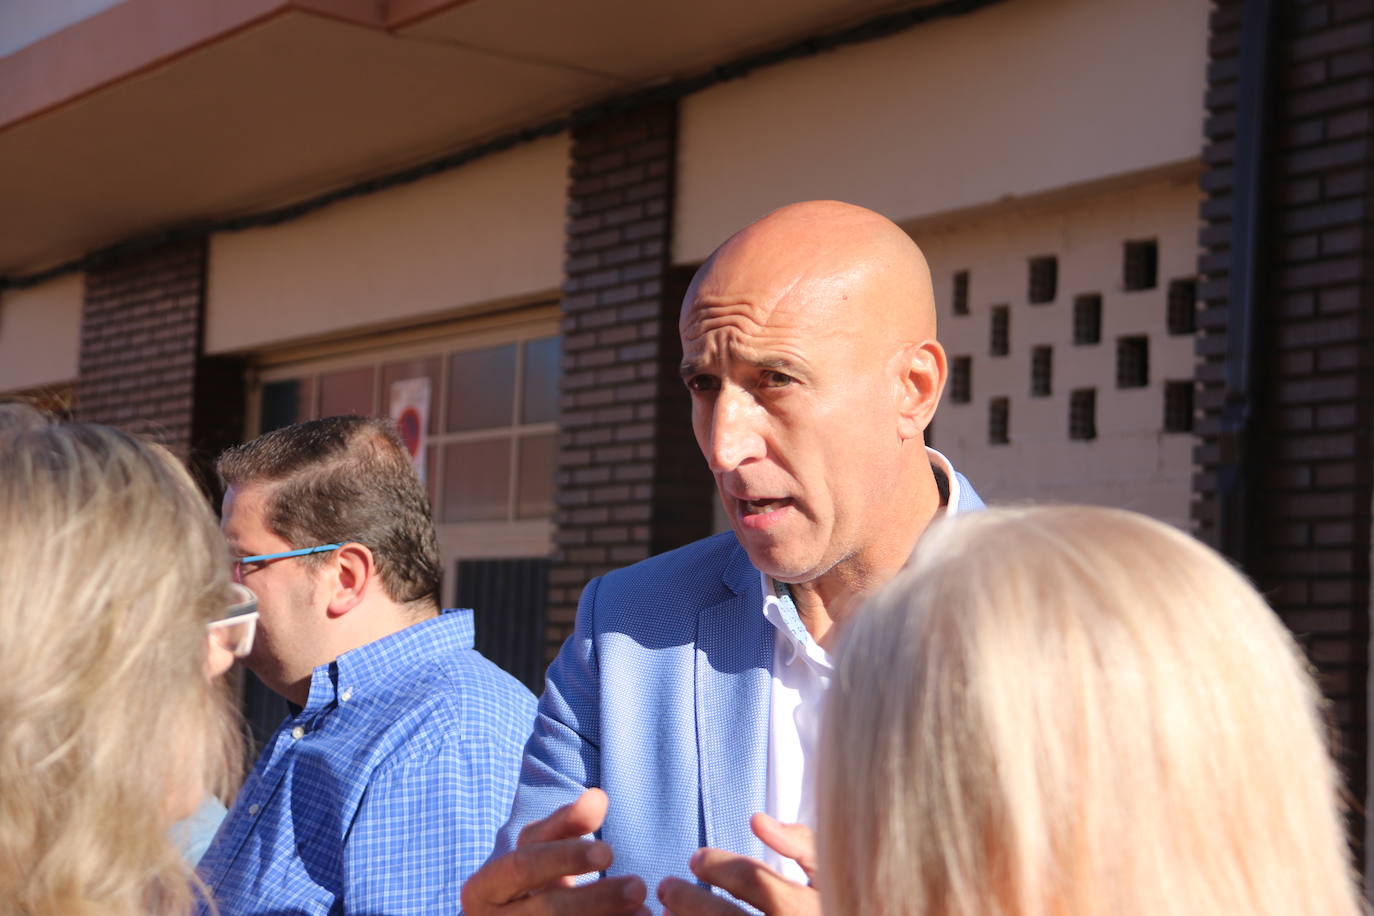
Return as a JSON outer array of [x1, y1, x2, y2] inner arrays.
[[685, 375, 719, 393], [759, 371, 795, 388]]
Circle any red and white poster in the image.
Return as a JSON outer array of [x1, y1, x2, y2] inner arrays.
[[389, 377, 430, 483]]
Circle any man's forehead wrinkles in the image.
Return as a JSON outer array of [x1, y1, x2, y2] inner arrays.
[[680, 326, 811, 376], [682, 300, 774, 339]]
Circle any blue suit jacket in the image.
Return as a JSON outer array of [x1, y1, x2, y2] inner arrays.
[[494, 470, 984, 904]]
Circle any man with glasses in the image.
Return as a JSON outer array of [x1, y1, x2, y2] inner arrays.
[[197, 415, 536, 916]]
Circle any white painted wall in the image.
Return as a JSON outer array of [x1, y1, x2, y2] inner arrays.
[[918, 172, 1200, 529], [675, 0, 1208, 262], [205, 133, 568, 354], [0, 273, 83, 392]]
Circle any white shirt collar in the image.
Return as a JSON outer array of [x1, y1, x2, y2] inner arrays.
[[761, 575, 831, 671], [927, 445, 961, 515]]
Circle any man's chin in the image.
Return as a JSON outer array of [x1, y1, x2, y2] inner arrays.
[[736, 541, 819, 585]]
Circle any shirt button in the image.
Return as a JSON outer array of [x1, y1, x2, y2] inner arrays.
[[340, 688, 353, 702], [248, 803, 260, 815], [291, 726, 305, 739]]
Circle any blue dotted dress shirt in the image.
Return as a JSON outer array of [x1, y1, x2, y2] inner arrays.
[[198, 608, 536, 915]]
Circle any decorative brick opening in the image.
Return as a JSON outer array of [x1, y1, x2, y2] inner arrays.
[[1030, 345, 1052, 397], [1069, 388, 1096, 441], [949, 355, 972, 403], [1028, 255, 1057, 304], [989, 305, 1010, 356], [1123, 239, 1158, 291], [1163, 380, 1193, 433], [1115, 336, 1149, 388], [1072, 293, 1102, 345], [951, 269, 969, 316], [1166, 277, 1197, 335], [988, 397, 1009, 445]]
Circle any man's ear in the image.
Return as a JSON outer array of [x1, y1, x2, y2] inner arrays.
[[895, 340, 946, 441], [325, 543, 375, 619]]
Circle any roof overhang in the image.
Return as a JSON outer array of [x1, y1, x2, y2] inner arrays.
[[1, 0, 921, 275]]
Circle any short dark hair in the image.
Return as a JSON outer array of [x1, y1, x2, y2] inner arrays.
[[217, 416, 441, 612]]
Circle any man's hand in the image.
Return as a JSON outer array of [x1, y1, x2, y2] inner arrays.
[[461, 788, 649, 915], [656, 813, 821, 916]]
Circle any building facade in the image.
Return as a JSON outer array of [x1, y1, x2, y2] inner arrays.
[[3, 0, 1371, 873]]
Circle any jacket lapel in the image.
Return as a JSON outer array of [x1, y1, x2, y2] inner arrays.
[[695, 542, 772, 860]]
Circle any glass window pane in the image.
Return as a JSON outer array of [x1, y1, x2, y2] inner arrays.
[[260, 378, 312, 433], [382, 356, 442, 431], [521, 336, 561, 424], [516, 433, 556, 519], [441, 438, 511, 522], [447, 345, 516, 432], [319, 367, 376, 418]]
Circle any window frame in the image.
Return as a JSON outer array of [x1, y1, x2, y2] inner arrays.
[[248, 304, 560, 607]]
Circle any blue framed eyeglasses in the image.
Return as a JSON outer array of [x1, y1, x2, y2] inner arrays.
[[234, 542, 350, 582]]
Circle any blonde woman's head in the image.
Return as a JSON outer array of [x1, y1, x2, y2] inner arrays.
[[0, 404, 243, 915], [819, 505, 1361, 916]]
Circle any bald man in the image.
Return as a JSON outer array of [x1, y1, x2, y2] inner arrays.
[[462, 202, 984, 915]]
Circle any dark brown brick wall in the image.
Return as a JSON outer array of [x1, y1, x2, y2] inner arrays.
[[547, 101, 715, 657], [1196, 0, 1373, 861], [74, 238, 245, 493]]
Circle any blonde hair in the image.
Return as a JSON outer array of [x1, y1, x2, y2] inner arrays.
[[0, 404, 243, 916], [818, 505, 1363, 916]]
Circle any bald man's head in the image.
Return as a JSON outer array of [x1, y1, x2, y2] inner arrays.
[[681, 200, 937, 345], [678, 200, 948, 592]]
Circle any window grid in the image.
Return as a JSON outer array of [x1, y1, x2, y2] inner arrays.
[[988, 397, 1010, 445], [1069, 388, 1097, 441], [1030, 346, 1053, 397], [1167, 277, 1197, 335], [1124, 239, 1159, 291], [256, 333, 560, 526], [952, 270, 970, 316], [1164, 380, 1195, 433], [950, 356, 972, 403], [1116, 336, 1150, 388], [1073, 293, 1102, 345], [990, 305, 1010, 356], [1028, 256, 1057, 304]]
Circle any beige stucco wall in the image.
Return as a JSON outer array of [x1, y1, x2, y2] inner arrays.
[[917, 172, 1200, 529], [205, 133, 568, 354], [675, 0, 1208, 262], [0, 272, 82, 392]]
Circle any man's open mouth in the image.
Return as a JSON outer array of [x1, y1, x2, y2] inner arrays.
[[741, 497, 793, 516]]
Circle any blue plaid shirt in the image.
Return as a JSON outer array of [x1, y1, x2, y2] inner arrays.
[[198, 608, 536, 915]]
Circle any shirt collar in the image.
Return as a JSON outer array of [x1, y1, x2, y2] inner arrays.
[[757, 447, 961, 669], [761, 576, 832, 672], [297, 607, 474, 717], [925, 446, 962, 518]]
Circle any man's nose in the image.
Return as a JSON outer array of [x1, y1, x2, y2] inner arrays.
[[703, 388, 766, 473]]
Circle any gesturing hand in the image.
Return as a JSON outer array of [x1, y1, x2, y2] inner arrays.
[[460, 788, 649, 916], [655, 813, 821, 916]]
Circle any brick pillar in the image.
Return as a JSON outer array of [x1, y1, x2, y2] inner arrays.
[[547, 101, 715, 656], [1195, 0, 1373, 862], [74, 237, 245, 492]]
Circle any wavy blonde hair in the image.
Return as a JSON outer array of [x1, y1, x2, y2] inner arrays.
[[0, 404, 243, 916], [819, 505, 1363, 916]]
